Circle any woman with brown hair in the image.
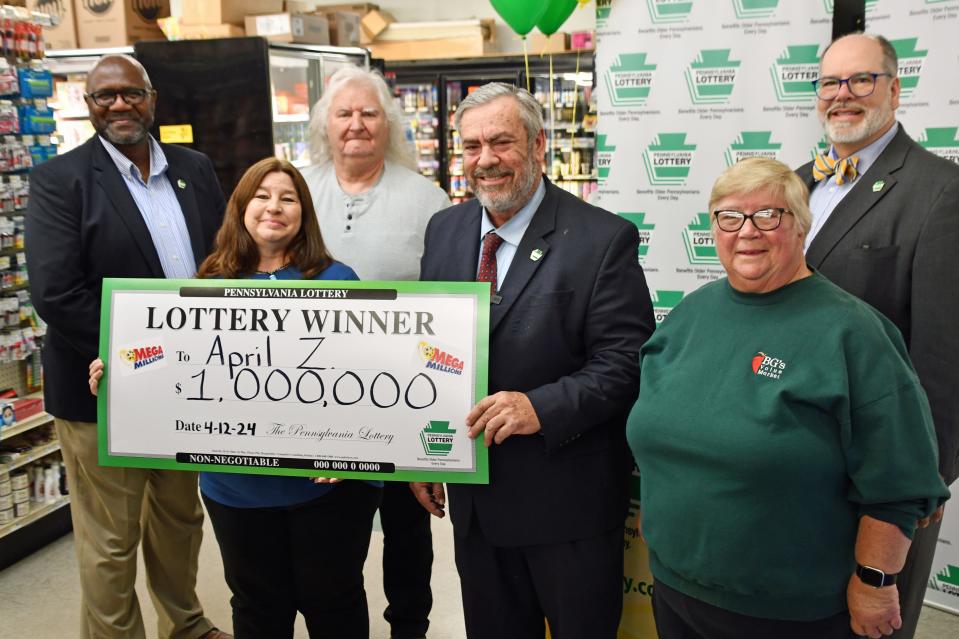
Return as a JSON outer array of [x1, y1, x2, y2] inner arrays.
[[91, 157, 382, 639]]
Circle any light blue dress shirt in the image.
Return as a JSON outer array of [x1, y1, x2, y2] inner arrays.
[[805, 122, 899, 250], [99, 135, 198, 278], [476, 178, 546, 291]]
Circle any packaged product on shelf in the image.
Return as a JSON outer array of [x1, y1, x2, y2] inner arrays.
[[44, 463, 58, 503], [0, 59, 17, 97], [18, 99, 54, 135], [0, 492, 10, 510], [0, 100, 18, 134], [10, 469, 27, 490], [18, 61, 53, 99], [14, 498, 28, 517], [0, 506, 13, 525]]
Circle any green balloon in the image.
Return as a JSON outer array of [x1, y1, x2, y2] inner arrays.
[[537, 0, 578, 36], [490, 0, 550, 37]]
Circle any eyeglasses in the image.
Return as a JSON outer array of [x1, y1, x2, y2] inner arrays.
[[84, 88, 152, 108], [811, 72, 892, 100], [713, 208, 792, 232]]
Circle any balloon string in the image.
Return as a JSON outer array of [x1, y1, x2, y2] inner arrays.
[[569, 48, 581, 162], [523, 37, 531, 92], [549, 51, 555, 177]]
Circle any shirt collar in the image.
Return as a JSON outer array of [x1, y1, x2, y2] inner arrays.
[[828, 121, 899, 176], [479, 177, 546, 246], [99, 134, 168, 182]]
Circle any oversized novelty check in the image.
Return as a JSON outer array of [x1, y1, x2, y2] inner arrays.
[[98, 278, 489, 483]]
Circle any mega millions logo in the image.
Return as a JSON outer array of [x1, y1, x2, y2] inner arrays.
[[918, 127, 959, 164], [596, 134, 616, 183], [685, 50, 741, 104], [618, 213, 655, 264], [642, 133, 696, 186], [646, 0, 694, 23], [770, 45, 820, 102], [118, 344, 165, 370], [682, 213, 718, 265], [725, 131, 782, 166], [597, 0, 612, 26], [652, 290, 684, 325], [732, 0, 779, 19], [890, 37, 928, 99], [605, 53, 657, 107], [420, 421, 455, 457], [418, 341, 464, 376], [932, 564, 959, 597]]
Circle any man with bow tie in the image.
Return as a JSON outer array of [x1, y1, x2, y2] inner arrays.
[[798, 32, 959, 639]]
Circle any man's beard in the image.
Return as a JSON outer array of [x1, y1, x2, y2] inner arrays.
[[820, 100, 893, 146], [468, 155, 540, 215], [99, 118, 150, 146]]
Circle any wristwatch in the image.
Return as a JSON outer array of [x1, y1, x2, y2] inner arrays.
[[856, 564, 899, 588]]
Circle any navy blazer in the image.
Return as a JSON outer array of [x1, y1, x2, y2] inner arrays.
[[420, 179, 655, 546], [26, 135, 226, 422], [798, 126, 959, 484]]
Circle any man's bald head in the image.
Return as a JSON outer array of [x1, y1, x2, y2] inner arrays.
[[87, 54, 152, 92]]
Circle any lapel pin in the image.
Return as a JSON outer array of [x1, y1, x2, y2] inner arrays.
[[177, 179, 187, 189], [530, 249, 544, 262], [872, 180, 885, 192]]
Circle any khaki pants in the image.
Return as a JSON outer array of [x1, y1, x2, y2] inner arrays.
[[56, 419, 214, 639]]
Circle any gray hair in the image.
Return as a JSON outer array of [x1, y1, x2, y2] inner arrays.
[[453, 82, 544, 146], [87, 54, 152, 90], [708, 157, 812, 235], [308, 66, 416, 171], [821, 32, 899, 77]]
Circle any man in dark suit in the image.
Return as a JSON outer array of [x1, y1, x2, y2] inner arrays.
[[798, 33, 959, 638], [411, 83, 654, 638], [25, 55, 229, 639]]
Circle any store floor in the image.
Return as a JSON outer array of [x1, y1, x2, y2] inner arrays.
[[1, 509, 957, 638]]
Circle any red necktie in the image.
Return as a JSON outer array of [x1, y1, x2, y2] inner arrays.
[[477, 231, 504, 288]]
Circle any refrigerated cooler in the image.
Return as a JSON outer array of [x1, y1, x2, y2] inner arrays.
[[45, 40, 369, 196]]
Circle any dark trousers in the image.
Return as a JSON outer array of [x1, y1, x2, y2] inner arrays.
[[203, 481, 382, 639], [652, 580, 857, 639], [894, 517, 942, 638], [380, 481, 433, 638], [453, 520, 624, 639]]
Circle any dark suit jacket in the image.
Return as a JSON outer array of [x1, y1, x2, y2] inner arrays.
[[26, 135, 226, 423], [420, 180, 655, 546], [798, 125, 959, 484]]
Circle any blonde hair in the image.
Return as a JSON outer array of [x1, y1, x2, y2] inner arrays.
[[708, 158, 812, 234]]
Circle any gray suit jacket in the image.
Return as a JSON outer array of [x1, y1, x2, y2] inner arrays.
[[798, 125, 959, 484]]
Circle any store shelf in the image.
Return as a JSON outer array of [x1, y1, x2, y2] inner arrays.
[[0, 410, 53, 442], [274, 113, 309, 123], [0, 208, 27, 218], [1, 440, 60, 473], [0, 495, 70, 540], [550, 175, 596, 181]]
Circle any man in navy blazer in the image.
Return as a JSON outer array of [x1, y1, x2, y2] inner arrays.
[[798, 34, 959, 638], [412, 83, 654, 638], [26, 55, 228, 639]]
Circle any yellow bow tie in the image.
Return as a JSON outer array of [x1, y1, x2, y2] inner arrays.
[[812, 153, 860, 185]]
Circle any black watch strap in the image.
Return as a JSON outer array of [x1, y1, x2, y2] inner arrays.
[[856, 564, 898, 587]]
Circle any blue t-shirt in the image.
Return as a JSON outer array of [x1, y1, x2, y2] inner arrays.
[[199, 261, 376, 508]]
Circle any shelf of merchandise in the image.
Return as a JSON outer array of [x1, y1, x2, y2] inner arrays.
[[0, 495, 70, 540], [1, 440, 60, 473], [274, 113, 309, 123], [0, 408, 52, 442]]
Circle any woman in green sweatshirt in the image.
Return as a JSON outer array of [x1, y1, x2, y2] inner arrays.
[[627, 158, 949, 639]]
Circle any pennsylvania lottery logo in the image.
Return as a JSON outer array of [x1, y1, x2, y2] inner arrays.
[[685, 49, 741, 104], [725, 131, 782, 166], [418, 341, 464, 376], [642, 133, 696, 186], [821, 0, 877, 13], [682, 213, 718, 264], [605, 53, 657, 107], [420, 421, 455, 457], [646, 0, 694, 23], [918, 127, 959, 164], [931, 563, 959, 597], [890, 37, 928, 99], [651, 290, 684, 325], [769, 44, 820, 102], [118, 344, 165, 370], [597, 0, 611, 26], [618, 213, 655, 264], [596, 134, 616, 183], [731, 0, 779, 19], [810, 135, 830, 161]]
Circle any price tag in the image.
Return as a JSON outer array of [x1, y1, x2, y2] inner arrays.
[[159, 124, 194, 144]]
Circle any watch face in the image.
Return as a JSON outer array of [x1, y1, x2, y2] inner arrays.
[[858, 565, 893, 587]]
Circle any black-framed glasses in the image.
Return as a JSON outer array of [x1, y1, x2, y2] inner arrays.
[[811, 72, 892, 100], [84, 88, 152, 108], [713, 208, 792, 232]]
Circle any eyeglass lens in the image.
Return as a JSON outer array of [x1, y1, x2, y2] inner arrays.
[[715, 209, 783, 232], [815, 73, 880, 99], [90, 89, 148, 107]]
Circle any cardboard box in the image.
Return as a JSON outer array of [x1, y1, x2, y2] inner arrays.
[[245, 12, 330, 45], [367, 36, 489, 61], [181, 0, 283, 26], [27, 0, 77, 50], [528, 32, 569, 54], [359, 8, 392, 43], [324, 10, 359, 46], [311, 3, 377, 15], [75, 0, 171, 48], [175, 22, 246, 40]]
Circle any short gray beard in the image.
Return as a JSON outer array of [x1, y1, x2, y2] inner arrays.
[[101, 121, 149, 146], [470, 155, 540, 215], [820, 100, 893, 146]]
